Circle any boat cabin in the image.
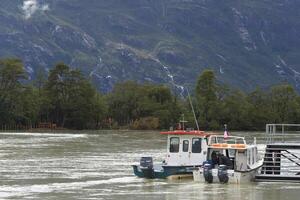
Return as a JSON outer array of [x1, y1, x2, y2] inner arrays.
[[206, 135, 259, 171], [160, 130, 210, 166]]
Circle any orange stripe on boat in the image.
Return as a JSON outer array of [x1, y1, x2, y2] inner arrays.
[[230, 144, 246, 149], [211, 143, 222, 147]]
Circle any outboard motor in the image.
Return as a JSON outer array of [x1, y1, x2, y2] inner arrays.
[[218, 165, 229, 184], [203, 163, 213, 183], [140, 157, 154, 178]]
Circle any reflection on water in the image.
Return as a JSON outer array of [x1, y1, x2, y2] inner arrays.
[[0, 131, 299, 200]]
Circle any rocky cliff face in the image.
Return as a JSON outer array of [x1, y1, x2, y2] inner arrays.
[[1, 0, 300, 93]]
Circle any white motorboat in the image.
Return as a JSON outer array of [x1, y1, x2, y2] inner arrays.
[[193, 135, 263, 184], [133, 128, 211, 179]]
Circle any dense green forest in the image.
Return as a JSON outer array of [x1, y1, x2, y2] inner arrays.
[[0, 58, 299, 131]]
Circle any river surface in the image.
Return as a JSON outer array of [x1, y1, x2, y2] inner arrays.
[[0, 131, 300, 200]]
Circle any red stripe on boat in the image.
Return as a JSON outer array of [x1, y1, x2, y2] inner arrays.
[[160, 130, 209, 136]]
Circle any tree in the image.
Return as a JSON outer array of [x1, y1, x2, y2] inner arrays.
[[147, 85, 181, 128], [45, 63, 71, 127], [220, 90, 251, 130], [107, 81, 141, 126], [247, 87, 274, 130], [195, 70, 221, 129], [92, 93, 108, 129], [21, 86, 40, 126], [270, 84, 299, 123], [0, 58, 27, 126], [44, 63, 104, 129], [34, 68, 47, 93], [107, 81, 182, 129]]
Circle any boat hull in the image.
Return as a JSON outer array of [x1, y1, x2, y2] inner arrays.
[[133, 165, 199, 179], [193, 167, 258, 184]]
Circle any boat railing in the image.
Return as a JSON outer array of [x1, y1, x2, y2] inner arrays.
[[266, 124, 300, 144], [256, 125, 300, 182], [258, 147, 300, 178]]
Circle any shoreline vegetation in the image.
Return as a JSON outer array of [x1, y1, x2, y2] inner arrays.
[[1, 58, 300, 132]]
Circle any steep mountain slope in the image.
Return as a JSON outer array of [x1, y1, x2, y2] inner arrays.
[[1, 0, 300, 93]]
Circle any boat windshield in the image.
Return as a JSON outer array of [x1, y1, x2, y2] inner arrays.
[[209, 135, 246, 145]]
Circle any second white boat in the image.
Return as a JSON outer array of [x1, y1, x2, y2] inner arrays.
[[193, 135, 263, 184]]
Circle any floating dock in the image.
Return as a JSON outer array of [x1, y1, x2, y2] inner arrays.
[[255, 124, 300, 182]]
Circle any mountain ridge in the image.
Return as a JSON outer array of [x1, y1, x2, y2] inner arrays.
[[1, 0, 300, 93]]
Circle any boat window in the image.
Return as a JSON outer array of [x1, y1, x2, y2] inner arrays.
[[183, 140, 189, 152], [255, 147, 258, 161], [192, 138, 202, 153], [228, 149, 236, 158], [205, 137, 209, 145], [210, 137, 217, 144], [247, 149, 251, 165], [252, 148, 255, 164], [170, 137, 179, 153], [217, 137, 225, 143], [236, 138, 245, 144], [227, 140, 236, 144]]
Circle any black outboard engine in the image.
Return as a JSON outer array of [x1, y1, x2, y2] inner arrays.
[[140, 157, 154, 178], [218, 165, 229, 184], [203, 163, 213, 183]]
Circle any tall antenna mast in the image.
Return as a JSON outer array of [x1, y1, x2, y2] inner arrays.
[[186, 89, 200, 131]]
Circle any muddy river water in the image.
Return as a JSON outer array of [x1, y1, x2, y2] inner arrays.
[[0, 131, 299, 200]]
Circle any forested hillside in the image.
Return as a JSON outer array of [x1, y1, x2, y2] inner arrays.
[[1, 58, 299, 131]]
